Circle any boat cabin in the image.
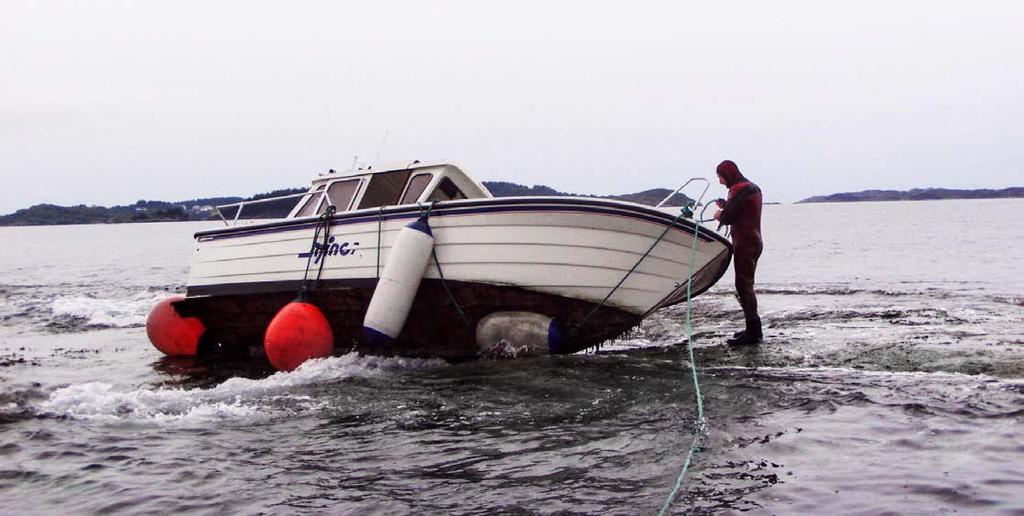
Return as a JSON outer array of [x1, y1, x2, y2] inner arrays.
[[288, 161, 492, 219]]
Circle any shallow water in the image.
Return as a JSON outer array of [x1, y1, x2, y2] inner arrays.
[[1, 199, 1022, 513]]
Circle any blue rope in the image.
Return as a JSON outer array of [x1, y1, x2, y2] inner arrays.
[[658, 214, 707, 515]]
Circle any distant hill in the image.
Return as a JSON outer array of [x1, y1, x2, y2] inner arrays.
[[0, 203, 194, 226], [0, 182, 693, 226], [481, 181, 564, 197], [481, 181, 693, 207], [0, 188, 306, 226], [799, 187, 1024, 204]]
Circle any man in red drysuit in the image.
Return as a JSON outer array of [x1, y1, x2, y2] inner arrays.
[[713, 160, 764, 345]]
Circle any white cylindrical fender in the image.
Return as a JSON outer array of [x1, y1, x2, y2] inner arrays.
[[363, 216, 434, 346], [475, 311, 567, 358]]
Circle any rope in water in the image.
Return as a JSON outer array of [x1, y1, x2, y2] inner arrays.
[[558, 198, 708, 511], [658, 214, 707, 515]]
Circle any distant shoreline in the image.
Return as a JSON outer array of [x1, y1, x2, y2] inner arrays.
[[798, 187, 1023, 204], [5, 183, 1019, 226], [0, 181, 694, 227]]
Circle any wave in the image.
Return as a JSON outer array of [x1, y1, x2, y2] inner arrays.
[[0, 284, 179, 333], [0, 385, 48, 424], [762, 305, 979, 326], [706, 366, 1024, 418], [993, 296, 1024, 307], [37, 353, 444, 424], [49, 291, 168, 329]]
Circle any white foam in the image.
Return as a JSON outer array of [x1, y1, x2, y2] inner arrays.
[[39, 353, 444, 424], [50, 291, 167, 328]]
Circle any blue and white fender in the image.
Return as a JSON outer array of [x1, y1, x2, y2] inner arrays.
[[362, 216, 434, 346], [475, 311, 566, 358]]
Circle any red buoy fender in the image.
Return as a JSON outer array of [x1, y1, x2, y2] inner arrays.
[[146, 295, 205, 356], [264, 301, 334, 372]]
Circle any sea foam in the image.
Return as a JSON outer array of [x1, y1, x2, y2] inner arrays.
[[39, 353, 444, 424], [49, 291, 167, 328]]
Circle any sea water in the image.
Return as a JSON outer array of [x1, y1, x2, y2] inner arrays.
[[0, 199, 1021, 513]]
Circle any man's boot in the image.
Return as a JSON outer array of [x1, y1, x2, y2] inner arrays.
[[727, 316, 762, 346], [748, 315, 763, 341]]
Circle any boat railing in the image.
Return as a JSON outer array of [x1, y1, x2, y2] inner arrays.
[[697, 196, 731, 238], [214, 191, 314, 226], [657, 177, 730, 236], [658, 177, 710, 212]]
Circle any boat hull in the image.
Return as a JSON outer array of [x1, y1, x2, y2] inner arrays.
[[179, 197, 732, 359], [176, 278, 649, 359]]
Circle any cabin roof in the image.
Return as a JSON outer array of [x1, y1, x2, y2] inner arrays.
[[309, 160, 492, 199], [314, 159, 453, 180]]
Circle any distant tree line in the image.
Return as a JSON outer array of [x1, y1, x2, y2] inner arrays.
[[0, 181, 697, 226], [0, 188, 306, 226], [482, 181, 693, 207], [799, 187, 1024, 203]]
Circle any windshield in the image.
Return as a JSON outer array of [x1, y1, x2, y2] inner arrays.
[[358, 170, 412, 209]]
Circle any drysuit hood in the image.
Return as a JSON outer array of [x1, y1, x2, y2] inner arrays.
[[716, 160, 746, 187]]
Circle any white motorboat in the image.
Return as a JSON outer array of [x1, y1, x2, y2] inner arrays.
[[169, 160, 732, 361]]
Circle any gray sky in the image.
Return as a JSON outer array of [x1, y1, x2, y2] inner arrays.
[[2, 1, 1022, 213]]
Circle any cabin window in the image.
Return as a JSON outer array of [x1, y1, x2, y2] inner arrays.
[[295, 185, 325, 218], [358, 170, 412, 209], [320, 179, 360, 214], [427, 177, 467, 202], [399, 173, 433, 205]]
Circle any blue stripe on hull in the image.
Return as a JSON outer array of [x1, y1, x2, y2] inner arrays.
[[196, 198, 721, 245]]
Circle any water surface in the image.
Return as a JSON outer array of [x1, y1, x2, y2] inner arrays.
[[1, 200, 1022, 513]]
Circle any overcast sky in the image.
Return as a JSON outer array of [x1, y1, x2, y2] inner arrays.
[[2, 1, 1022, 213]]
